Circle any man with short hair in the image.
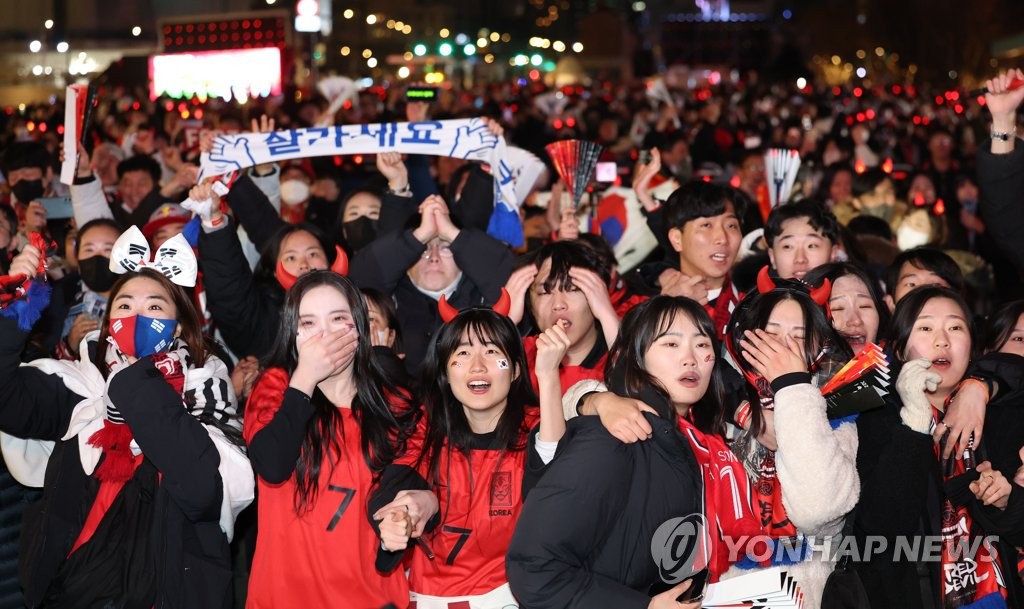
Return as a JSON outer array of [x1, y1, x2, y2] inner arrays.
[[763, 199, 841, 281]]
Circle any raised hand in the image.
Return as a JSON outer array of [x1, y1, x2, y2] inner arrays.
[[289, 326, 358, 396], [376, 151, 409, 192], [739, 329, 807, 383], [535, 323, 572, 376], [503, 265, 538, 324], [632, 148, 663, 212]]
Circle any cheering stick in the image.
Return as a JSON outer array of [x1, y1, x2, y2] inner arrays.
[[967, 77, 1024, 97]]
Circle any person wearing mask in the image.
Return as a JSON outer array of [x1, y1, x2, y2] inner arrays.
[[2, 141, 55, 253]]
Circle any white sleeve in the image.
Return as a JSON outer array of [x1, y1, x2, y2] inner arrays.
[[772, 383, 860, 536], [533, 437, 559, 465], [248, 165, 281, 213], [70, 178, 114, 226]]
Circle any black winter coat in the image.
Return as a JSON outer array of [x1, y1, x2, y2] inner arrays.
[[348, 227, 514, 372], [506, 413, 702, 609], [0, 317, 235, 609]]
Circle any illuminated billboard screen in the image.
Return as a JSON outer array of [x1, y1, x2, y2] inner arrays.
[[149, 47, 282, 101]]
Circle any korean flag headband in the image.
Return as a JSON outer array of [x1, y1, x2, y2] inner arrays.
[[108, 225, 199, 288]]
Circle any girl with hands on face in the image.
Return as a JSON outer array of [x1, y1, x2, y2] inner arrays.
[[721, 276, 859, 608], [243, 271, 422, 609]]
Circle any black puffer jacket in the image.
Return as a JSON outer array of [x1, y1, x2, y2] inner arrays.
[[506, 412, 702, 609]]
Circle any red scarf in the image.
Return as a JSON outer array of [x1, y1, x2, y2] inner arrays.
[[88, 353, 186, 483], [748, 377, 800, 540], [706, 279, 740, 339]]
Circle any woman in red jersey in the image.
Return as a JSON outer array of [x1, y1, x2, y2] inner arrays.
[[373, 301, 567, 609], [243, 270, 422, 609]]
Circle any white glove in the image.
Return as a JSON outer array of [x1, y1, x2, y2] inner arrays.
[[896, 358, 941, 434]]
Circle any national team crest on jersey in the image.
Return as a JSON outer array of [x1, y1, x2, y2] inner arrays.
[[489, 471, 513, 508]]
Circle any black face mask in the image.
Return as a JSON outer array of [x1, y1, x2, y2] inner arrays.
[[78, 256, 117, 293], [525, 236, 548, 253], [343, 216, 379, 252], [11, 179, 44, 204]]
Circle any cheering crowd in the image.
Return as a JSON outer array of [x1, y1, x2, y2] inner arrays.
[[3, 67, 1024, 609]]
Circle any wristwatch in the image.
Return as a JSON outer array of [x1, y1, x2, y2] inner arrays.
[[388, 183, 412, 196]]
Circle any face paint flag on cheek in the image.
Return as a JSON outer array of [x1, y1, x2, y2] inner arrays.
[[496, 358, 510, 370]]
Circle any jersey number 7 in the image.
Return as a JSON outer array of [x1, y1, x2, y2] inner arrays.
[[443, 525, 472, 565], [327, 485, 356, 532]]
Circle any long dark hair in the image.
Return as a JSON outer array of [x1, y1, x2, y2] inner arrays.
[[417, 309, 537, 485], [888, 285, 975, 364], [983, 299, 1024, 354], [727, 287, 853, 436], [605, 296, 727, 435], [263, 270, 418, 513]]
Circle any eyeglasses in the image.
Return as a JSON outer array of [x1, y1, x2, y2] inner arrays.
[[421, 241, 453, 259]]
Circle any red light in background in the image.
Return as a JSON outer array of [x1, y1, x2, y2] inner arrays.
[[26, 121, 35, 132], [132, 101, 140, 110], [165, 101, 175, 111], [866, 109, 876, 120], [856, 112, 865, 122], [892, 85, 902, 95], [177, 102, 187, 112], [702, 175, 712, 183], [954, 104, 963, 114], [566, 117, 576, 127], [978, 96, 987, 106], [194, 108, 204, 119], [935, 95, 944, 105], [57, 124, 64, 134], [553, 119, 563, 129], [853, 87, 863, 97], [934, 199, 945, 215], [854, 159, 866, 174], [912, 115, 921, 125], [882, 158, 893, 173], [729, 174, 741, 188], [38, 122, 47, 133], [914, 192, 926, 206], [354, 155, 363, 165]]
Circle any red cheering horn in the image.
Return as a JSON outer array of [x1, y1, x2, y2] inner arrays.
[[756, 265, 776, 294], [437, 288, 512, 323], [968, 77, 1024, 97]]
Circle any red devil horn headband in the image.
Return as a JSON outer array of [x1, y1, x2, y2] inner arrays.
[[809, 278, 831, 306], [756, 265, 776, 294], [437, 288, 512, 323]]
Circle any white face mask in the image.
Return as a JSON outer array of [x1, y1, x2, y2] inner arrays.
[[280, 179, 310, 205], [376, 330, 388, 345], [897, 225, 931, 251]]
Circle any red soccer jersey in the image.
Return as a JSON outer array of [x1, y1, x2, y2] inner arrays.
[[244, 368, 410, 609], [522, 335, 607, 395], [406, 409, 540, 598]]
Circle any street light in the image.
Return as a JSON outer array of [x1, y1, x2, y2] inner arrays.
[[413, 43, 427, 56], [56, 41, 69, 53], [439, 42, 452, 56], [29, 40, 42, 53]]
